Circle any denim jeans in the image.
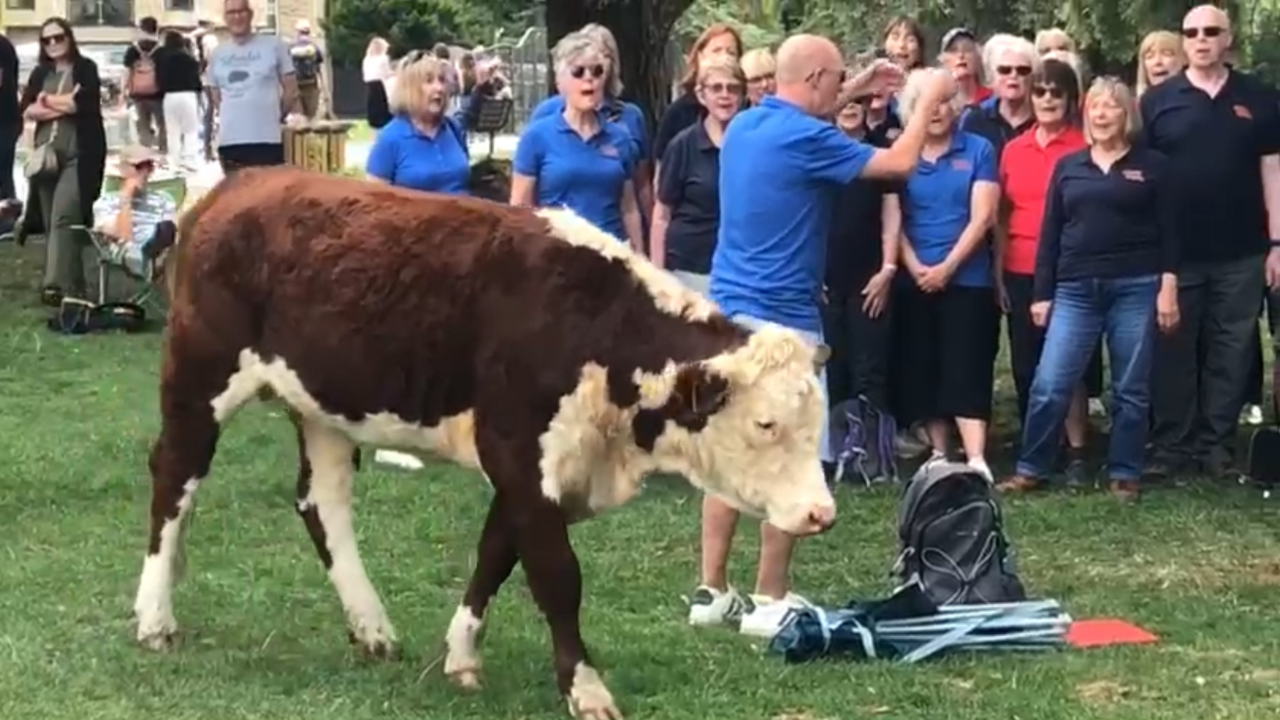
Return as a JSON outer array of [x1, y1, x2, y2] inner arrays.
[[731, 313, 832, 463], [1016, 275, 1160, 481]]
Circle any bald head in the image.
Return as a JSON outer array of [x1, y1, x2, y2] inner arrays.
[[1184, 4, 1230, 29], [775, 34, 842, 84]]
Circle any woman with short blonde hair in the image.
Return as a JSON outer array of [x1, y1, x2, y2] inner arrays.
[[1034, 28, 1075, 56], [1136, 30, 1186, 96], [739, 47, 775, 106], [365, 50, 470, 193]]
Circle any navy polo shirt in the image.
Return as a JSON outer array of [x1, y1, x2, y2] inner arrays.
[[365, 115, 470, 194], [709, 95, 875, 332], [656, 122, 721, 274], [530, 95, 649, 162], [1140, 70, 1280, 263], [959, 97, 1034, 164], [1035, 147, 1181, 301], [654, 92, 702, 163], [900, 131, 999, 288], [513, 112, 637, 239], [827, 131, 900, 293]]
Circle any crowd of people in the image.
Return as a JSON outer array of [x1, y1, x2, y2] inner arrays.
[[359, 5, 1280, 639]]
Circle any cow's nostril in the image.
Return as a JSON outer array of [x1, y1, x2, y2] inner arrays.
[[807, 506, 837, 533]]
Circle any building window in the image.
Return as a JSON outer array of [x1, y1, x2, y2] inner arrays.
[[265, 0, 278, 30], [165, 0, 195, 10], [67, 0, 136, 26], [4, 0, 36, 11]]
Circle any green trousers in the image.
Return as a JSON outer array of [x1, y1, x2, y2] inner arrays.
[[37, 159, 86, 294]]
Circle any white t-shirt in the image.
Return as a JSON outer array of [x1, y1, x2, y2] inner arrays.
[[362, 54, 391, 82]]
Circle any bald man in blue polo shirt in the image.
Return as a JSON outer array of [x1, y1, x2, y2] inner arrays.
[[688, 34, 956, 639]]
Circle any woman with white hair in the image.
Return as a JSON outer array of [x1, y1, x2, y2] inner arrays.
[[999, 78, 1180, 503], [890, 69, 1002, 481], [1034, 28, 1076, 56], [365, 51, 470, 194], [511, 31, 644, 251], [960, 33, 1037, 159]]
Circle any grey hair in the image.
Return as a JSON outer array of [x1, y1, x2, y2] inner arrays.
[[897, 69, 965, 125], [552, 32, 607, 87], [983, 33, 1040, 82]]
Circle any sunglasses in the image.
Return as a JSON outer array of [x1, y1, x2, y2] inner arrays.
[[702, 81, 743, 95], [1032, 85, 1065, 99], [570, 64, 606, 80], [40, 33, 67, 46], [1182, 26, 1224, 39], [996, 65, 1033, 77]]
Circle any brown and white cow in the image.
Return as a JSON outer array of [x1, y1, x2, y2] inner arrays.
[[134, 167, 836, 719]]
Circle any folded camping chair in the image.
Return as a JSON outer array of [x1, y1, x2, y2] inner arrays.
[[74, 174, 187, 312]]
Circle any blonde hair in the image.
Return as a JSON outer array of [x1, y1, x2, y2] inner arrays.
[[898, 69, 965, 125], [579, 23, 624, 98], [1136, 30, 1186, 96], [983, 33, 1039, 86], [1034, 28, 1075, 55], [1043, 49, 1086, 93], [388, 52, 451, 116], [740, 48, 776, 81], [697, 54, 745, 85], [1083, 77, 1141, 144]]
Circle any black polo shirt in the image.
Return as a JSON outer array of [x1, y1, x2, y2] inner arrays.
[[1034, 147, 1181, 301], [865, 107, 902, 147], [959, 99, 1035, 163], [656, 122, 721, 274], [1140, 70, 1280, 263], [653, 92, 702, 163], [826, 133, 899, 293]]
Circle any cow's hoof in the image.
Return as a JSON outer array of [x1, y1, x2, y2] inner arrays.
[[347, 629, 399, 660], [567, 663, 622, 720], [136, 624, 178, 652], [447, 667, 483, 690], [567, 696, 624, 720]]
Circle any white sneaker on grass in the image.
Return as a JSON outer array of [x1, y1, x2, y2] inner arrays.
[[739, 592, 813, 639], [687, 585, 747, 627], [373, 449, 425, 470]]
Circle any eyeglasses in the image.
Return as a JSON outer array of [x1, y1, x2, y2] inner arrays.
[[1182, 26, 1225, 39], [570, 64, 606, 80], [701, 81, 743, 95], [1032, 85, 1065, 99], [996, 65, 1033, 77], [40, 33, 67, 46], [746, 72, 774, 84]]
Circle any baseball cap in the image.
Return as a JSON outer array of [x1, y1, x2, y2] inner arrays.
[[940, 27, 976, 53]]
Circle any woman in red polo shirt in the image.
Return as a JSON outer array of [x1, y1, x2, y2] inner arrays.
[[997, 58, 1096, 486]]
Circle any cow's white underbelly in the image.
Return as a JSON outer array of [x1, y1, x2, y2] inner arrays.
[[210, 349, 481, 469]]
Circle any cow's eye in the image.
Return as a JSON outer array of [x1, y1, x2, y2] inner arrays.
[[755, 420, 776, 431]]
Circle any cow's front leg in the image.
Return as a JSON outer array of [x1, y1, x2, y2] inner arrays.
[[445, 492, 519, 689], [294, 418, 397, 658]]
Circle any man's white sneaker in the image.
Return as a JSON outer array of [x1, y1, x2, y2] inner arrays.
[[1243, 404, 1265, 426], [687, 585, 746, 627], [738, 592, 812, 638]]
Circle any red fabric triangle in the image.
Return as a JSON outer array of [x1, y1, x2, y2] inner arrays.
[[1066, 619, 1159, 648]]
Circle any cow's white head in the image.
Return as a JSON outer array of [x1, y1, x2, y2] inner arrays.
[[636, 324, 837, 536]]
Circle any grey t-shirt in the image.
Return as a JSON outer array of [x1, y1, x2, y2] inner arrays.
[[206, 33, 293, 147]]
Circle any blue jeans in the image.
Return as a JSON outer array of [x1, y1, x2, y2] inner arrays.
[[1016, 276, 1160, 481], [731, 314, 832, 463]]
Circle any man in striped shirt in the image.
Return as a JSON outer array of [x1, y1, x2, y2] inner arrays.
[[93, 146, 178, 277]]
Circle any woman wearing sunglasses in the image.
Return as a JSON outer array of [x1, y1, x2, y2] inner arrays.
[[19, 17, 107, 306], [511, 32, 643, 252], [995, 58, 1097, 488]]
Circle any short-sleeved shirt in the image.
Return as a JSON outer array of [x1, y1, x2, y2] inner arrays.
[[656, 122, 721, 274], [366, 115, 470, 195], [207, 34, 294, 147], [901, 131, 999, 288], [960, 97, 1035, 164], [123, 39, 161, 99], [529, 95, 648, 163], [999, 126, 1087, 275], [513, 112, 637, 239], [709, 95, 875, 332], [1141, 70, 1280, 262], [93, 188, 178, 276]]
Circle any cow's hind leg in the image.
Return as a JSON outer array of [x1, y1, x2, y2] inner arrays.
[[445, 493, 519, 689], [294, 418, 397, 657]]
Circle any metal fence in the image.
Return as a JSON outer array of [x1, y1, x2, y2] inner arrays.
[[487, 27, 551, 134]]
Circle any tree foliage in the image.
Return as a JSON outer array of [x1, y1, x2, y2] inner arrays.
[[324, 0, 517, 66]]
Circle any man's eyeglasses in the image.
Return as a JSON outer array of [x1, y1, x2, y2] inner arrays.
[[40, 33, 67, 46], [1032, 85, 1065, 99], [996, 65, 1033, 77], [1182, 26, 1225, 39], [570, 64, 606, 80]]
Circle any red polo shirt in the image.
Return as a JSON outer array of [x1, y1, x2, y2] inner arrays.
[[998, 125, 1087, 275]]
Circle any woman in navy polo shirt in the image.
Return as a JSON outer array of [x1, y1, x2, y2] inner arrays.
[[649, 56, 743, 293], [890, 69, 1002, 481], [999, 78, 1180, 502], [365, 52, 470, 194], [511, 32, 643, 250], [653, 24, 743, 165]]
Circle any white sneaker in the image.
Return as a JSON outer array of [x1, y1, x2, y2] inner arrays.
[[1242, 404, 1265, 426], [739, 592, 812, 639], [687, 585, 746, 627], [967, 458, 994, 483], [373, 449, 425, 470], [1088, 398, 1108, 418]]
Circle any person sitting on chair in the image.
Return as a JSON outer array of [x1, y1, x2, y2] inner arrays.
[[92, 145, 177, 277]]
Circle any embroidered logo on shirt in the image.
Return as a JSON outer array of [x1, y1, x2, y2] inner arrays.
[[950, 158, 971, 171], [1233, 104, 1253, 119], [599, 144, 619, 157], [1121, 169, 1145, 182], [885, 128, 902, 140]]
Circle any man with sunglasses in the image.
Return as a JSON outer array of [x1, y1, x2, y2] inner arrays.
[[92, 146, 177, 278], [1142, 4, 1280, 481]]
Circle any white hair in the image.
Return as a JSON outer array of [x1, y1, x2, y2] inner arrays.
[[898, 69, 965, 125], [551, 31, 604, 81], [983, 33, 1040, 83]]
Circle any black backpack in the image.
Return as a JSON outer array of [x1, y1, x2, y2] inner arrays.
[[893, 461, 1026, 606]]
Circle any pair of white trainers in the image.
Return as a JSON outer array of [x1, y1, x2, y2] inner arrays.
[[687, 585, 812, 638]]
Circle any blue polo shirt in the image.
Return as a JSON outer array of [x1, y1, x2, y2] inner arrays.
[[513, 111, 637, 239], [900, 131, 998, 288], [365, 115, 470, 194], [709, 95, 875, 332], [530, 95, 649, 161]]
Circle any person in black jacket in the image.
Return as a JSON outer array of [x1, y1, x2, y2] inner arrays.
[[0, 32, 19, 200], [19, 17, 107, 305], [157, 30, 202, 172]]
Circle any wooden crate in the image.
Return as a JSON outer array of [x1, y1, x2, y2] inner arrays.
[[283, 120, 356, 175]]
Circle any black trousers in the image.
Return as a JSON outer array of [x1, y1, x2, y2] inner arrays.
[[823, 283, 892, 410], [1005, 272, 1104, 426], [0, 123, 18, 200], [218, 143, 286, 175], [1150, 255, 1264, 464]]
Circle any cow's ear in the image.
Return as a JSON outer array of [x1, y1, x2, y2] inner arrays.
[[671, 365, 730, 420]]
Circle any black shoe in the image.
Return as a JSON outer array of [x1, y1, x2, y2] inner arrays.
[[1064, 458, 1091, 489], [40, 286, 63, 307]]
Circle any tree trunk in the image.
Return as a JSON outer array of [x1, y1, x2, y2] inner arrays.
[[544, 0, 693, 138]]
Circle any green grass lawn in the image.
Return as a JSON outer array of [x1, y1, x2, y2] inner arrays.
[[1, 239, 1279, 720]]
